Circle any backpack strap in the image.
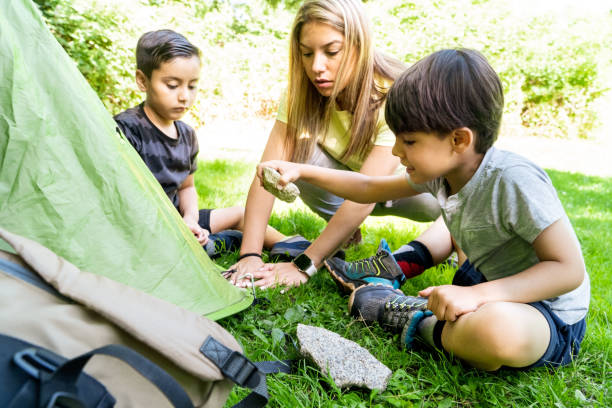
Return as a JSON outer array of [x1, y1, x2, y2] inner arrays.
[[200, 336, 292, 408], [37, 343, 195, 408], [3, 333, 114, 408], [2, 332, 194, 408]]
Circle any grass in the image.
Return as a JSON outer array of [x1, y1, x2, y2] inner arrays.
[[194, 160, 611, 407]]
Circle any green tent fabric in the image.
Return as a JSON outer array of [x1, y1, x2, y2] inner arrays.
[[0, 0, 252, 320]]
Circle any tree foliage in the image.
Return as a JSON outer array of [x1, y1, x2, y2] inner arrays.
[[33, 0, 611, 139], [33, 0, 139, 111]]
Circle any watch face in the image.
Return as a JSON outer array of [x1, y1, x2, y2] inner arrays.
[[293, 253, 313, 271]]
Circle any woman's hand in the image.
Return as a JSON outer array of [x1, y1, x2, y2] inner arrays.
[[232, 261, 308, 289], [257, 160, 303, 187], [226, 256, 265, 282], [419, 285, 483, 322]]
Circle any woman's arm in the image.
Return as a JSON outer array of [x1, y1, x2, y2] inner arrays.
[[230, 120, 291, 279], [304, 146, 409, 266], [260, 160, 417, 204], [244, 146, 415, 289]]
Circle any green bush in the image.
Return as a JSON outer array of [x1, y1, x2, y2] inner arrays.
[[33, 0, 140, 112], [519, 45, 603, 139], [371, 0, 610, 139], [34, 0, 611, 139]]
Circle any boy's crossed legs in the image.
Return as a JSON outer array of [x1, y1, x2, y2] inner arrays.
[[347, 276, 556, 371], [440, 300, 550, 370], [328, 220, 581, 370]]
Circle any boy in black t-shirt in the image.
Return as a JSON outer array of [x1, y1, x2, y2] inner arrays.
[[115, 29, 285, 257]]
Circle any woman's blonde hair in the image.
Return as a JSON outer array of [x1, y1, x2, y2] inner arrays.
[[286, 0, 405, 163]]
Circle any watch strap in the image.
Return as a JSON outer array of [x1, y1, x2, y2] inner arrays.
[[292, 253, 317, 277], [302, 263, 317, 278]]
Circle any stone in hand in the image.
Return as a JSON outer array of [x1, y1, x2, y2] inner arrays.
[[261, 167, 300, 203]]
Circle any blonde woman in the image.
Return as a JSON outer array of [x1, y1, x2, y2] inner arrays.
[[231, 0, 440, 288]]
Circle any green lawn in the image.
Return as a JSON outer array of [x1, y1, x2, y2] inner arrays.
[[194, 160, 611, 407]]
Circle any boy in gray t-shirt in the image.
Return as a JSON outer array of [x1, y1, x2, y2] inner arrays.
[[257, 49, 589, 371]]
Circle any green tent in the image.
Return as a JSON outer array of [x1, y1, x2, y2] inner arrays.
[[0, 0, 252, 320]]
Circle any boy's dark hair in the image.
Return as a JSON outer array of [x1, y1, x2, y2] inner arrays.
[[385, 49, 503, 153], [136, 29, 200, 78]]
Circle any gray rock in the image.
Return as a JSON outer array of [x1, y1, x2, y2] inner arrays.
[[261, 167, 300, 203], [296, 324, 392, 390]]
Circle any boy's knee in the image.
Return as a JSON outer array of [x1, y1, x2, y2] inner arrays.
[[231, 205, 245, 215], [469, 302, 545, 366], [231, 205, 246, 226]]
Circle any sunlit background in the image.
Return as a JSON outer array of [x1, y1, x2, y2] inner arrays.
[[35, 0, 612, 175]]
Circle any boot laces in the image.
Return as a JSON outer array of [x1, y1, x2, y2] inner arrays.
[[382, 295, 427, 331], [349, 250, 387, 277]]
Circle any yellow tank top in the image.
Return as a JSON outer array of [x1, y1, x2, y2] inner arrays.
[[276, 92, 395, 172]]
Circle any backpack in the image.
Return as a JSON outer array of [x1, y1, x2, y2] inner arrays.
[[1, 334, 194, 408], [0, 227, 288, 407]]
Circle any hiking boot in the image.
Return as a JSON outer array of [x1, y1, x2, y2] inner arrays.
[[348, 284, 431, 349], [270, 235, 345, 262], [324, 239, 405, 293], [204, 230, 243, 258]]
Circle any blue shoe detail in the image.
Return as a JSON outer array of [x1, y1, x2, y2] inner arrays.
[[378, 239, 406, 285], [349, 285, 429, 335], [271, 235, 345, 261], [402, 310, 433, 349], [362, 277, 400, 289], [325, 239, 405, 294], [379, 238, 391, 253], [269, 235, 311, 261]]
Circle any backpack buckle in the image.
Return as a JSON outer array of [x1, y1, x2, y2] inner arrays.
[[200, 336, 261, 388], [13, 347, 63, 379]]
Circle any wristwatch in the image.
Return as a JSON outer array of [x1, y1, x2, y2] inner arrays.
[[292, 252, 318, 277]]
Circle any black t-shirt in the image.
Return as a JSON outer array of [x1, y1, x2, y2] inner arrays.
[[114, 103, 199, 208]]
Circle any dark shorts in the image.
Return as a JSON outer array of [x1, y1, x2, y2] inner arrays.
[[197, 208, 213, 232], [453, 261, 586, 369]]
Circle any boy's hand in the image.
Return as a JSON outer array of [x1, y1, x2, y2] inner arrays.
[[183, 219, 209, 245], [257, 160, 302, 187], [419, 285, 483, 322]]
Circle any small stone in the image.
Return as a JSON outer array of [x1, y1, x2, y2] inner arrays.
[[296, 324, 392, 390], [261, 167, 300, 203]]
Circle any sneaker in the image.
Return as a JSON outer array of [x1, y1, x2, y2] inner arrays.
[[269, 235, 311, 262], [348, 284, 431, 348], [204, 230, 243, 258], [269, 235, 346, 262], [324, 239, 405, 293]]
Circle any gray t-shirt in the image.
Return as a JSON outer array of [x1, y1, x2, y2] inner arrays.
[[408, 147, 589, 324]]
